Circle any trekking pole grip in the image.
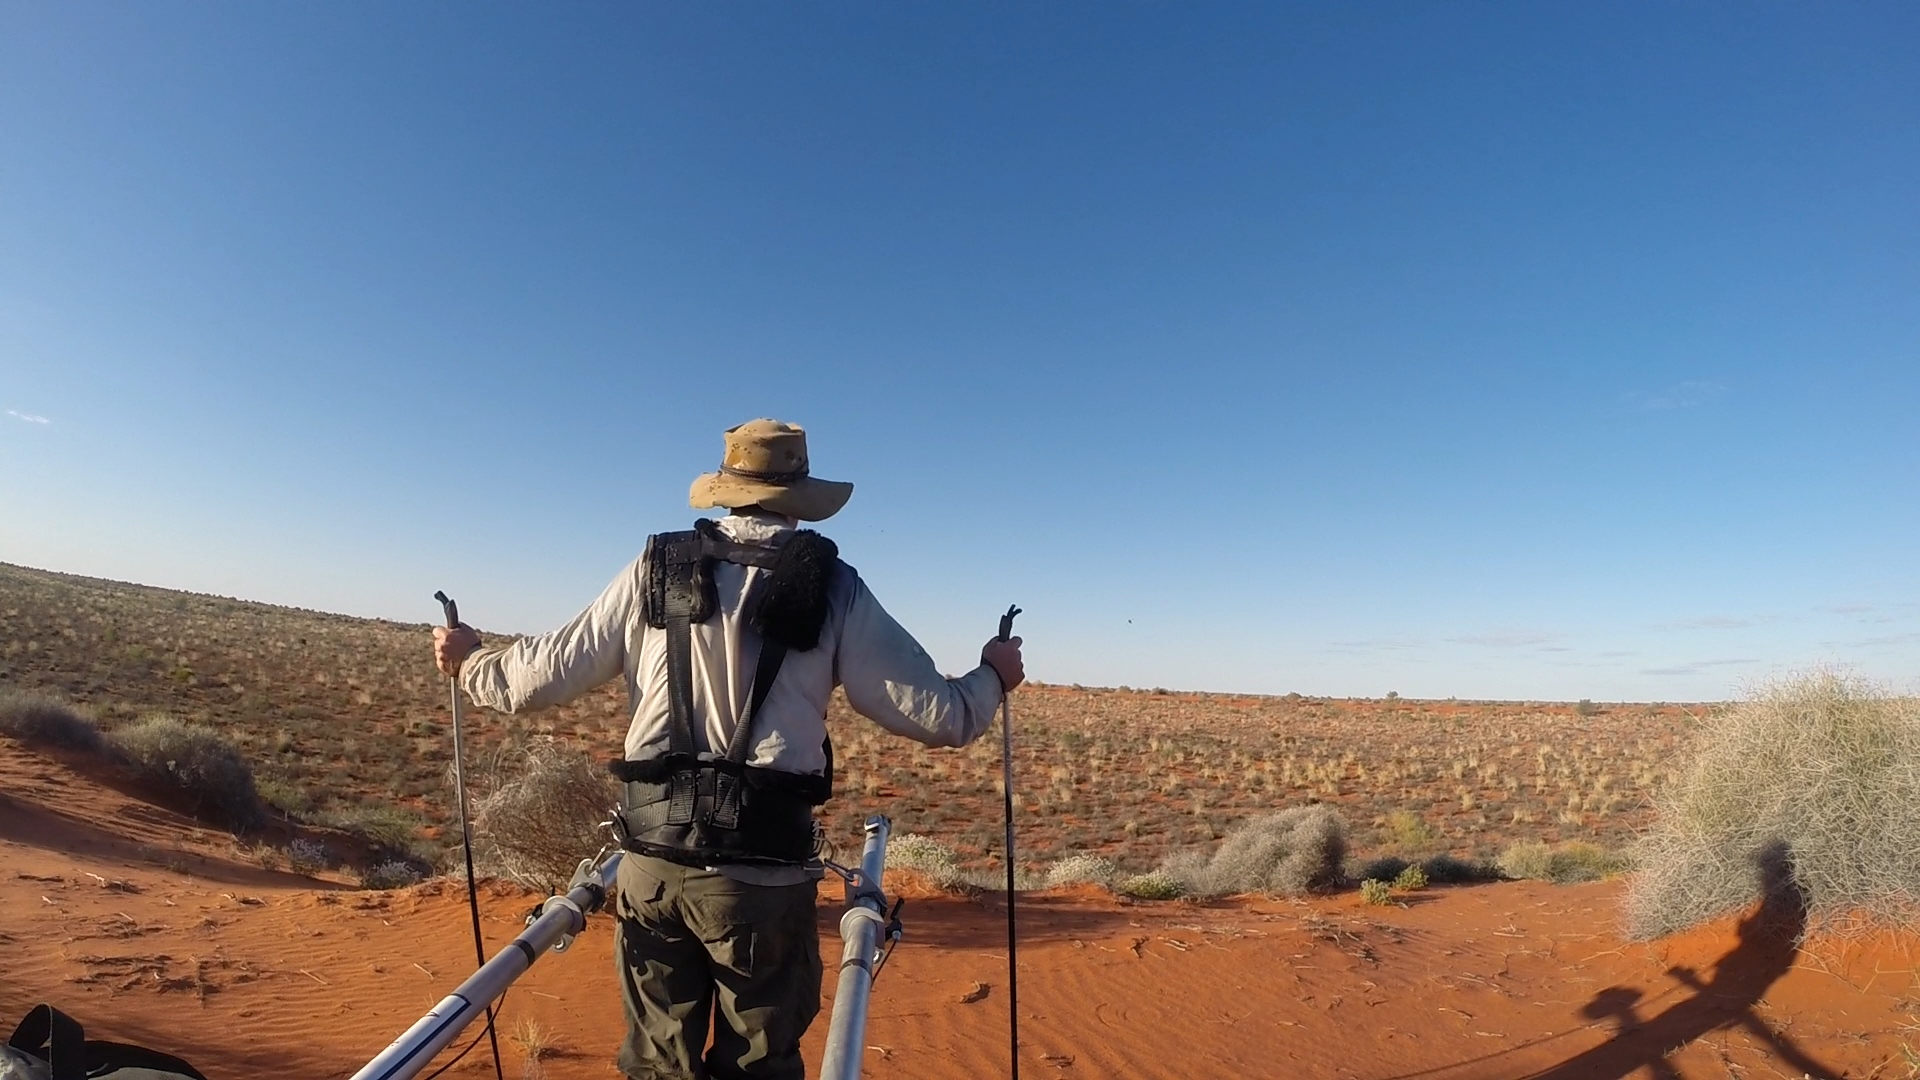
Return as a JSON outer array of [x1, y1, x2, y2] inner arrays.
[[434, 590, 460, 630]]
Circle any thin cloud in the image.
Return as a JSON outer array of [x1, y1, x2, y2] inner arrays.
[[1641, 657, 1758, 676], [1625, 380, 1725, 412], [1324, 638, 1425, 653], [1836, 632, 1920, 649], [6, 409, 50, 425], [1653, 614, 1772, 631], [1822, 602, 1919, 625], [1449, 632, 1557, 648]]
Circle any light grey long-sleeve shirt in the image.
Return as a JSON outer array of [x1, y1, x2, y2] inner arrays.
[[460, 511, 1004, 781]]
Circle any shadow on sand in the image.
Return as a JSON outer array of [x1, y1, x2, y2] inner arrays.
[[1523, 839, 1838, 1080]]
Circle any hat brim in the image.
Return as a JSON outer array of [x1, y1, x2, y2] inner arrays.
[[689, 472, 853, 522]]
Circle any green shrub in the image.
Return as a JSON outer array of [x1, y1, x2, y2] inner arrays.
[[1359, 879, 1393, 905], [1156, 804, 1347, 898], [314, 804, 429, 853], [1499, 840, 1629, 884], [107, 714, 264, 830], [1391, 865, 1428, 891], [1382, 810, 1436, 851], [1627, 670, 1920, 938], [1114, 871, 1187, 900], [1498, 840, 1554, 881], [256, 777, 313, 817], [0, 691, 103, 751]]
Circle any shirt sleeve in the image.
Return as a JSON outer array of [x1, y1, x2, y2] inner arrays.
[[458, 557, 640, 714], [835, 575, 1004, 747]]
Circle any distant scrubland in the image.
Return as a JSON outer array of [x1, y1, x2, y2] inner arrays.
[[3, 560, 1691, 889]]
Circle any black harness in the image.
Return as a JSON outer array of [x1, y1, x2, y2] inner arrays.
[[611, 518, 839, 867]]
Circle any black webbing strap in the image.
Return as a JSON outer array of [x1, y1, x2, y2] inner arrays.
[[663, 614, 700, 825], [708, 627, 790, 829], [727, 637, 789, 764], [9, 1004, 87, 1080]]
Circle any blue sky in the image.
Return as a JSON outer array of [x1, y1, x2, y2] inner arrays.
[[2, 3, 1915, 701]]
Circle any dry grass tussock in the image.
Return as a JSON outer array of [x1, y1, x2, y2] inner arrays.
[[891, 807, 1347, 902], [1152, 804, 1348, 899], [1497, 840, 1629, 884], [470, 735, 621, 890], [1626, 670, 1920, 938]]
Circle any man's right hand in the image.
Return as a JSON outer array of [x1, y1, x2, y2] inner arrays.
[[982, 636, 1024, 693], [434, 624, 482, 677]]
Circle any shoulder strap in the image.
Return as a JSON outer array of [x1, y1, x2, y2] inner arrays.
[[9, 1005, 86, 1080], [642, 528, 706, 823], [724, 638, 788, 764], [83, 1041, 208, 1080]]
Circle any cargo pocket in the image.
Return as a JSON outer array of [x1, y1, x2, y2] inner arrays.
[[704, 924, 758, 979], [616, 859, 667, 918]]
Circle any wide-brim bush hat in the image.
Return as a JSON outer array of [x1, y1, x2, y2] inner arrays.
[[689, 418, 854, 522]]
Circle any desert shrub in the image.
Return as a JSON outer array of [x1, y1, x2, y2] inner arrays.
[[1352, 855, 1409, 884], [107, 714, 264, 830], [1359, 879, 1393, 905], [360, 860, 425, 890], [1574, 699, 1599, 717], [1156, 804, 1347, 898], [1381, 810, 1436, 852], [885, 833, 966, 890], [256, 776, 313, 817], [1497, 841, 1552, 881], [469, 736, 620, 890], [1114, 871, 1187, 900], [1418, 853, 1498, 884], [1391, 864, 1428, 891], [1043, 854, 1117, 889], [1626, 670, 1920, 938], [313, 804, 428, 852], [1499, 840, 1629, 884], [287, 837, 330, 873], [0, 691, 103, 750]]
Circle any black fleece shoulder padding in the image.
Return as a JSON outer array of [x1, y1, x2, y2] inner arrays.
[[746, 530, 840, 651]]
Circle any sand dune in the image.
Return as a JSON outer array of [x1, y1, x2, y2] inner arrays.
[[0, 736, 1909, 1079]]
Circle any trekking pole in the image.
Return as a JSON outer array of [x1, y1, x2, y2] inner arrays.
[[349, 850, 623, 1080], [818, 816, 901, 1080], [997, 603, 1022, 1080], [432, 591, 505, 1080]]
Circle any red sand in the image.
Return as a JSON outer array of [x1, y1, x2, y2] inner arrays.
[[0, 737, 1910, 1079]]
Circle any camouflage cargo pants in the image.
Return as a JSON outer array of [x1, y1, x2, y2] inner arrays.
[[614, 855, 823, 1080]]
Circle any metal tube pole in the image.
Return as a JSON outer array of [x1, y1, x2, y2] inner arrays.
[[433, 590, 504, 1080], [995, 604, 1021, 1080], [818, 816, 893, 1080], [349, 852, 622, 1080]]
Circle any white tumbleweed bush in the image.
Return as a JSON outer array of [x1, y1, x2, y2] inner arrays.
[[470, 736, 620, 891], [1626, 670, 1920, 938], [1157, 804, 1348, 898]]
